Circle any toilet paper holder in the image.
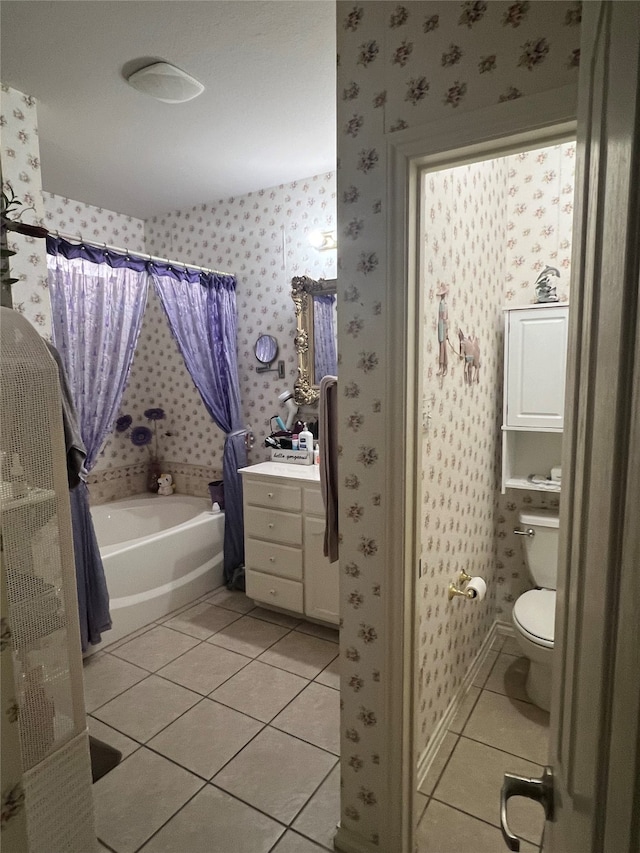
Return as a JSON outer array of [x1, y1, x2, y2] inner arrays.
[[448, 571, 477, 601]]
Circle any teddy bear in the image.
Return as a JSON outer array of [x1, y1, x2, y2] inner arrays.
[[157, 473, 175, 496]]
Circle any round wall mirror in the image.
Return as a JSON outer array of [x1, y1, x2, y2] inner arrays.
[[255, 334, 278, 364]]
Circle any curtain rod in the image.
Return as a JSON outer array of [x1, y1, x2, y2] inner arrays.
[[50, 229, 234, 278]]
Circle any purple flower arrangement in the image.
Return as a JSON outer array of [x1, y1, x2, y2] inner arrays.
[[116, 408, 171, 461]]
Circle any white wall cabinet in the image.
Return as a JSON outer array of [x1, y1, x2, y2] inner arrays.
[[240, 462, 339, 625], [502, 304, 569, 493]]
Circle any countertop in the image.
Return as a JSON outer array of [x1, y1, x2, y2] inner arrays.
[[238, 461, 321, 483]]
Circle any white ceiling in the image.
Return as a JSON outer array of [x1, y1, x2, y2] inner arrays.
[[1, 1, 336, 219]]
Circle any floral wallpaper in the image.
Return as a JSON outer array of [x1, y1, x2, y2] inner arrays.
[[145, 171, 337, 459], [336, 2, 580, 846], [0, 84, 50, 334], [504, 142, 575, 304], [42, 192, 146, 252], [417, 157, 506, 753]]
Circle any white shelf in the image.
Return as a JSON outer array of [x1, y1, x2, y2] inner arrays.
[[504, 477, 561, 493], [502, 429, 563, 494]]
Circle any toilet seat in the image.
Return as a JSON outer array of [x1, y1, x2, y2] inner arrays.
[[513, 589, 555, 649]]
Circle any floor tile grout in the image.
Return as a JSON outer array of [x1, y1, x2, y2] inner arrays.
[[420, 731, 460, 799], [416, 642, 548, 851], [283, 756, 339, 828], [473, 647, 501, 689], [428, 794, 543, 847], [157, 609, 245, 641], [95, 621, 158, 655], [251, 649, 340, 681], [132, 777, 209, 853], [415, 793, 430, 825], [85, 663, 154, 716], [90, 638, 338, 743], [91, 613, 306, 710], [451, 683, 483, 737], [94, 674, 339, 779], [456, 729, 546, 767], [205, 667, 311, 725], [89, 596, 341, 852]]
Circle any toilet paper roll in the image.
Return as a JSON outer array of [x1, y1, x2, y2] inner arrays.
[[466, 576, 487, 601]]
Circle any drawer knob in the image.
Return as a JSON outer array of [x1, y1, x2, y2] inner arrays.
[[268, 492, 274, 498], [268, 523, 274, 529], [269, 589, 276, 596], [269, 557, 275, 563]]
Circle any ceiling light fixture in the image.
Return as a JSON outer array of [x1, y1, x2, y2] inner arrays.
[[125, 62, 204, 104], [309, 229, 337, 251]]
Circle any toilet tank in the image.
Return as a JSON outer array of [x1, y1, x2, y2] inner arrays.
[[518, 509, 560, 589]]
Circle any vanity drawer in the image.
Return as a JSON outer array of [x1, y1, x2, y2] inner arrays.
[[243, 479, 302, 511], [245, 538, 303, 581], [245, 570, 303, 614], [303, 486, 325, 517], [244, 506, 302, 546]]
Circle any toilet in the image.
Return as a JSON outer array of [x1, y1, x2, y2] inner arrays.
[[512, 509, 559, 712]]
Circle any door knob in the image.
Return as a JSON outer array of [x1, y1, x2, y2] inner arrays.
[[500, 766, 554, 851]]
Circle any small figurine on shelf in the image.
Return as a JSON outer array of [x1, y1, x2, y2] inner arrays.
[[534, 265, 560, 303], [157, 473, 175, 496]]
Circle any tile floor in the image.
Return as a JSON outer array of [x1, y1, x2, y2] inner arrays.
[[88, 598, 548, 853], [416, 634, 551, 853], [86, 588, 340, 853]]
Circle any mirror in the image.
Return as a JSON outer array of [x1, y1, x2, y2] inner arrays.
[[291, 276, 337, 405], [255, 334, 278, 365]]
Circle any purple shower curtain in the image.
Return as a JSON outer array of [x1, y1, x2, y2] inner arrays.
[[313, 294, 337, 381], [47, 237, 149, 649], [150, 268, 247, 587]]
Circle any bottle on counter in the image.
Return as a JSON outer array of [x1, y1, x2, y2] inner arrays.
[[298, 423, 313, 453]]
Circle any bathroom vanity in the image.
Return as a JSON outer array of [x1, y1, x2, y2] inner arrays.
[[239, 462, 339, 625]]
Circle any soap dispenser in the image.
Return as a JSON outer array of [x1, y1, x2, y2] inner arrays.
[[298, 423, 313, 452]]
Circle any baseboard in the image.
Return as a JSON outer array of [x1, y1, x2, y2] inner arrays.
[[495, 619, 515, 638], [416, 618, 509, 788], [333, 824, 380, 853]]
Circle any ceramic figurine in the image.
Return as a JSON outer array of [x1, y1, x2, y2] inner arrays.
[[534, 265, 560, 303], [157, 473, 175, 496], [458, 328, 481, 384], [436, 283, 449, 377]]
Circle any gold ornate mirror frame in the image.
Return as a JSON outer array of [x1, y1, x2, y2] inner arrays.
[[291, 275, 337, 405]]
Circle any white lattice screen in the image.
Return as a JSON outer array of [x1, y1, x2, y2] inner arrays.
[[1, 308, 96, 852]]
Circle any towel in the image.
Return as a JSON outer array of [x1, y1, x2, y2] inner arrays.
[[45, 343, 86, 489], [319, 375, 339, 562]]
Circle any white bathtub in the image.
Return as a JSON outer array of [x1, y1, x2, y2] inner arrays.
[[90, 494, 224, 649]]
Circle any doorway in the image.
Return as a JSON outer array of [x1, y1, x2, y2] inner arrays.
[[377, 8, 640, 851], [414, 139, 575, 851], [377, 84, 579, 851]]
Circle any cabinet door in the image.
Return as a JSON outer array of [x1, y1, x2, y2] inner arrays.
[[303, 516, 340, 625], [506, 306, 569, 429]]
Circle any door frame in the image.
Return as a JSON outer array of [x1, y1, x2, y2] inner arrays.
[[382, 87, 578, 851]]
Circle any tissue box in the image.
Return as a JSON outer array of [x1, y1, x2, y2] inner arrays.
[[270, 448, 313, 466]]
